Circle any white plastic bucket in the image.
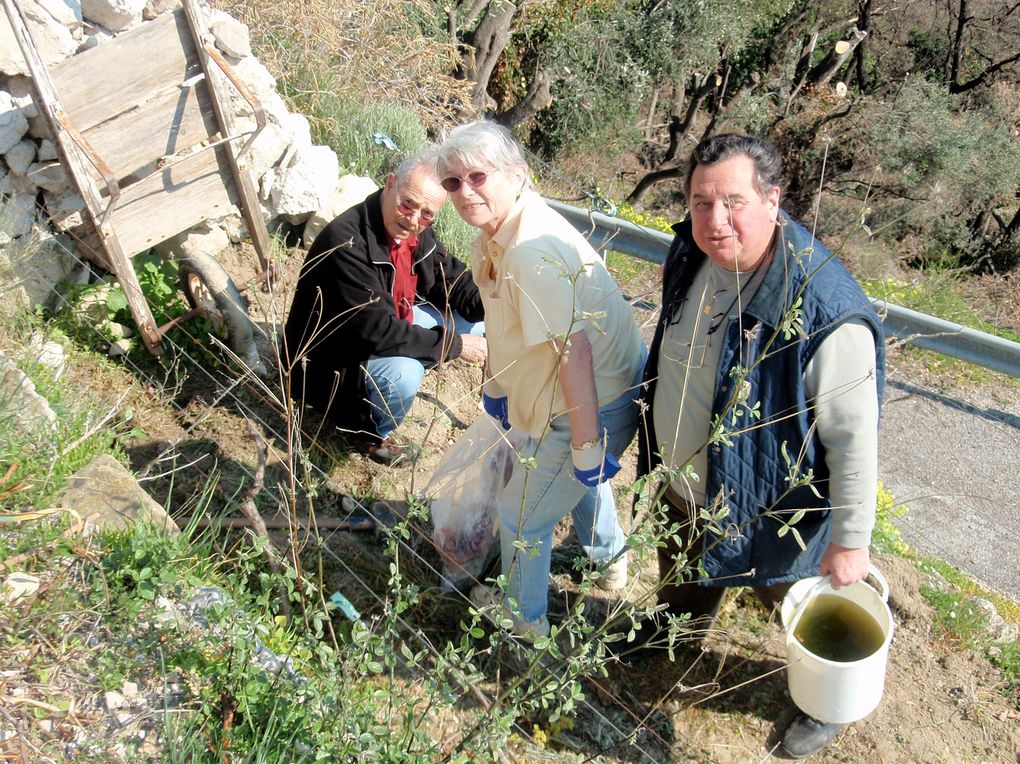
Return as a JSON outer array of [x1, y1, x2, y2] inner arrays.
[[781, 565, 895, 724]]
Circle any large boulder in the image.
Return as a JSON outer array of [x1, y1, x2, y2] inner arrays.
[[59, 454, 181, 537], [0, 351, 57, 432], [269, 143, 340, 218], [152, 221, 230, 263], [0, 0, 79, 76], [0, 92, 30, 154], [206, 7, 250, 59], [81, 0, 146, 32], [303, 174, 378, 248]]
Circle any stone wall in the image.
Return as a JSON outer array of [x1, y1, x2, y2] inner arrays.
[[0, 0, 370, 310]]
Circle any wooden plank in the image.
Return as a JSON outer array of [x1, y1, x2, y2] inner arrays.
[[181, 0, 275, 277], [1, 0, 163, 353], [80, 79, 219, 182], [50, 9, 200, 132], [110, 146, 237, 255]]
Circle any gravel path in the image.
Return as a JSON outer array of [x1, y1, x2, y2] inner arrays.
[[878, 354, 1020, 603]]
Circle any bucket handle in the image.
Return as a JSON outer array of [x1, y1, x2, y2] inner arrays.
[[787, 564, 889, 636]]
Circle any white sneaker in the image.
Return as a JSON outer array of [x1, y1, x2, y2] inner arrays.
[[593, 553, 629, 591], [469, 585, 550, 643]]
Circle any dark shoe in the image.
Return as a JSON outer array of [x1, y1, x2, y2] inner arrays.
[[356, 436, 420, 467], [781, 712, 843, 758]]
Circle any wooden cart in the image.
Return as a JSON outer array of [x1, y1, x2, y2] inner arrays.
[[2, 0, 275, 373]]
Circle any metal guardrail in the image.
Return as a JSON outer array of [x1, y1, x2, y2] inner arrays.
[[545, 198, 1020, 379]]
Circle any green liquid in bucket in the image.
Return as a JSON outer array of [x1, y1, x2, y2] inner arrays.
[[793, 594, 885, 662]]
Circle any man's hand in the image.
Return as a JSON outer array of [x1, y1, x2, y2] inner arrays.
[[819, 543, 870, 589], [459, 334, 487, 365]]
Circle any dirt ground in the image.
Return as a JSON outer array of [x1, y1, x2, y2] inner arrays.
[[108, 236, 1020, 763]]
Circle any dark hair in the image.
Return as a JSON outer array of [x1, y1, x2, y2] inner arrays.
[[683, 134, 784, 200]]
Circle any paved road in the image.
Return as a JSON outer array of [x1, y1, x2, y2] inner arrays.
[[878, 359, 1020, 603]]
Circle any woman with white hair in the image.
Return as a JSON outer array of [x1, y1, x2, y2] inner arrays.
[[437, 121, 645, 640]]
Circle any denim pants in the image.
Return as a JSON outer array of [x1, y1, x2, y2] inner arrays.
[[497, 362, 644, 624], [364, 305, 485, 438]]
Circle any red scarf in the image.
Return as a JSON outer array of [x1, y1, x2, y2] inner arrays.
[[389, 235, 418, 323]]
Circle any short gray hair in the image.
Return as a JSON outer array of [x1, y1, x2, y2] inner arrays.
[[437, 121, 533, 189], [393, 149, 441, 185], [683, 133, 784, 200]]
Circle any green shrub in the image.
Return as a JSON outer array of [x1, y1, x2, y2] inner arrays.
[[288, 88, 428, 181]]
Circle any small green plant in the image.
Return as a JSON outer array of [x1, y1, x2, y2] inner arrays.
[[872, 481, 910, 555]]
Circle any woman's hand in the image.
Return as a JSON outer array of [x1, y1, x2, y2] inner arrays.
[[483, 393, 510, 430], [571, 439, 620, 487]]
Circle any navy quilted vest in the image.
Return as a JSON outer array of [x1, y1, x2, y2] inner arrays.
[[638, 214, 886, 587]]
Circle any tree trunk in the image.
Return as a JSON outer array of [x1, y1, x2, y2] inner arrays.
[[853, 0, 873, 91], [700, 62, 731, 140], [625, 165, 684, 204], [663, 72, 718, 162], [806, 28, 867, 87], [493, 68, 552, 129], [643, 86, 660, 140], [465, 0, 522, 109]]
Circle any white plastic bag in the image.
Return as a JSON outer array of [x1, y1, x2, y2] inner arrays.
[[424, 414, 527, 591]]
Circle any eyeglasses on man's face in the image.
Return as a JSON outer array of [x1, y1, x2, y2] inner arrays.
[[395, 197, 435, 226], [440, 170, 491, 193]]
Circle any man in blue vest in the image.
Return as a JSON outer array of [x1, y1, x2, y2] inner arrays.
[[622, 134, 885, 758]]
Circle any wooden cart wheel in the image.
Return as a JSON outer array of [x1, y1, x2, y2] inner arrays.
[[177, 252, 267, 376]]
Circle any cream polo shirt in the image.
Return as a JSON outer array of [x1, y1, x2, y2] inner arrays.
[[471, 191, 643, 437]]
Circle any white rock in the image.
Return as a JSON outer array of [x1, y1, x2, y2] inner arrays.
[[104, 690, 126, 710], [2, 193, 36, 238], [258, 166, 275, 202], [207, 8, 250, 59], [81, 0, 146, 32], [218, 213, 247, 243], [27, 112, 55, 141], [0, 92, 30, 154], [303, 174, 378, 248], [242, 120, 291, 185], [107, 337, 134, 356], [6, 76, 39, 120], [37, 0, 83, 28], [143, 0, 179, 20], [0, 1, 79, 76], [270, 144, 340, 217], [28, 161, 68, 193], [2, 572, 41, 602], [29, 334, 67, 379], [38, 139, 59, 161], [77, 18, 115, 50], [0, 355, 56, 429], [9, 225, 79, 308], [5, 140, 37, 175], [153, 221, 229, 262], [43, 188, 86, 231]]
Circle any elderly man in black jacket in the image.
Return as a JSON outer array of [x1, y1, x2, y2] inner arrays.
[[284, 151, 486, 465]]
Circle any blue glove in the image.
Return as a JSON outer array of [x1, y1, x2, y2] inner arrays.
[[573, 449, 621, 487], [483, 393, 510, 430]]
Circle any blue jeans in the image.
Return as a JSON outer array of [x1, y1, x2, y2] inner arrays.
[[496, 361, 644, 624], [364, 305, 484, 438]]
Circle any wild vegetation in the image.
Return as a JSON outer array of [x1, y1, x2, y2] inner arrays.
[[2, 0, 1020, 761]]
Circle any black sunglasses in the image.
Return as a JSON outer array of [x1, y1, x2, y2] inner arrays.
[[440, 171, 491, 193]]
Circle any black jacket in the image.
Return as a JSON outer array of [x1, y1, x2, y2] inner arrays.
[[283, 189, 483, 437]]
